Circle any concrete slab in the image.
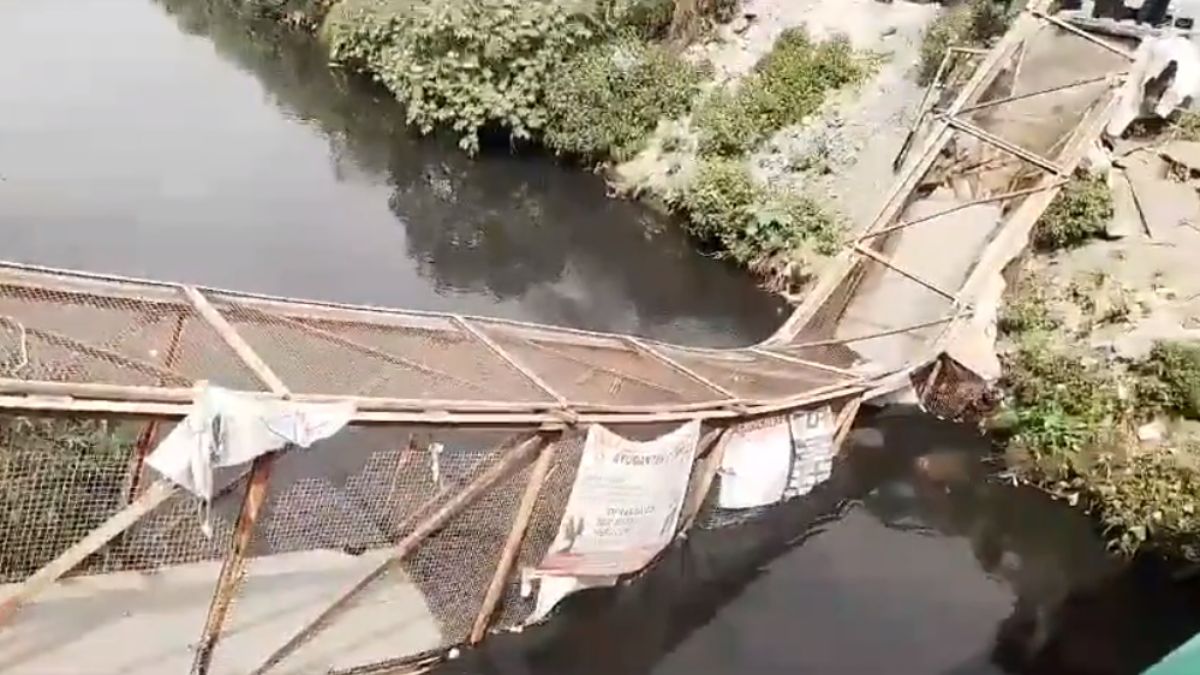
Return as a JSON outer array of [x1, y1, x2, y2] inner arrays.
[[0, 549, 442, 674]]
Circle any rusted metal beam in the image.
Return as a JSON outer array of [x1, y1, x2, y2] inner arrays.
[[190, 452, 280, 675], [957, 73, 1117, 115], [1030, 9, 1137, 61], [450, 316, 570, 407], [0, 479, 178, 626], [789, 314, 960, 350], [251, 434, 547, 675], [622, 337, 739, 402], [945, 116, 1066, 175], [856, 180, 1069, 243], [678, 428, 731, 533], [749, 348, 862, 379], [181, 286, 292, 674], [469, 437, 558, 643], [124, 310, 188, 501], [182, 286, 289, 393], [851, 245, 959, 302]]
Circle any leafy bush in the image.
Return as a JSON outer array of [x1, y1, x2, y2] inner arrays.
[[1002, 339, 1128, 478], [918, 0, 1010, 85], [543, 35, 705, 161], [1086, 451, 1200, 560], [1, 417, 133, 579], [694, 30, 871, 156], [678, 158, 840, 266], [997, 277, 1057, 336], [1033, 175, 1112, 250], [326, 0, 595, 153], [1136, 341, 1200, 420]]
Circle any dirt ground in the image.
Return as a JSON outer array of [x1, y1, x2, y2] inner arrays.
[[611, 0, 939, 230]]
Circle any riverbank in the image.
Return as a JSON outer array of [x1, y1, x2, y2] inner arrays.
[[235, 0, 959, 293], [991, 118, 1200, 565]]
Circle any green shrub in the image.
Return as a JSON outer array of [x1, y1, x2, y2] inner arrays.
[[326, 0, 595, 154], [543, 35, 705, 161], [997, 277, 1057, 336], [678, 158, 840, 266], [1002, 339, 1127, 477], [1086, 451, 1200, 560], [918, 0, 1010, 85], [1136, 341, 1200, 420], [1, 417, 133, 579], [694, 30, 871, 156], [1033, 175, 1112, 250]]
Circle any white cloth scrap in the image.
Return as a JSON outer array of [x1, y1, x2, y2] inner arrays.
[[147, 385, 355, 500]]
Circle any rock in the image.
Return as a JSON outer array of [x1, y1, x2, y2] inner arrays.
[[1138, 419, 1167, 443], [1123, 152, 1200, 240], [1160, 139, 1200, 175], [731, 15, 751, 34]]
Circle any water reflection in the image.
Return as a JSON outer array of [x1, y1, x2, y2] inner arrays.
[[437, 409, 1200, 675], [0, 0, 782, 346]]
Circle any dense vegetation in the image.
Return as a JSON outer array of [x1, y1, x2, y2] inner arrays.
[[918, 0, 1009, 84], [996, 278, 1200, 562], [677, 158, 839, 276], [1, 417, 135, 580], [693, 31, 869, 156], [542, 35, 706, 161], [318, 0, 871, 285], [1033, 175, 1113, 251]]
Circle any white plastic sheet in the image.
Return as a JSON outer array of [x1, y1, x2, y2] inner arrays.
[[1108, 36, 1200, 137], [146, 385, 355, 501], [717, 417, 792, 510]]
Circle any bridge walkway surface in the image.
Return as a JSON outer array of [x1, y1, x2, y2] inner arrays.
[[0, 3, 1136, 673]]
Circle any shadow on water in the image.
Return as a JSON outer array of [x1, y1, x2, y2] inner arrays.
[[437, 408, 1200, 675], [0, 0, 784, 346]]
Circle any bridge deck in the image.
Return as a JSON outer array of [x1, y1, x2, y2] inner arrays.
[[0, 261, 863, 426]]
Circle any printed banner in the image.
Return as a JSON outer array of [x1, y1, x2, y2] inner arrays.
[[536, 420, 700, 577], [784, 406, 836, 499], [717, 416, 792, 510]]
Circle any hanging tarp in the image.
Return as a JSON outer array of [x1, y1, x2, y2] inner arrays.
[[717, 416, 792, 510]]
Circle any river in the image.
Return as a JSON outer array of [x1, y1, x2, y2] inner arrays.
[[0, 0, 784, 348], [1, 1, 1198, 674]]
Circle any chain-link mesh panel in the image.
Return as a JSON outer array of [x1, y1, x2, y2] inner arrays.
[[206, 295, 542, 403], [204, 428, 531, 674], [650, 346, 846, 401], [922, 355, 993, 422], [492, 431, 586, 630], [962, 24, 1125, 160], [0, 270, 265, 390], [0, 416, 139, 583], [0, 414, 241, 674], [469, 321, 722, 407]]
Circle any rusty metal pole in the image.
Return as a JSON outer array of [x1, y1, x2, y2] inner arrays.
[[190, 450, 280, 675], [183, 285, 291, 675], [123, 310, 187, 502]]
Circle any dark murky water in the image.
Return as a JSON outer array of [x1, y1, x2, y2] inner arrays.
[[3, 1, 1198, 673], [0, 0, 784, 347], [439, 410, 1200, 675]]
